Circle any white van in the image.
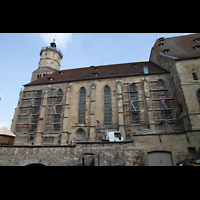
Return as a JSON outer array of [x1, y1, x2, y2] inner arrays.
[[104, 131, 124, 142]]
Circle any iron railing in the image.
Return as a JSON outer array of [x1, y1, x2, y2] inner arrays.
[[40, 46, 63, 58]]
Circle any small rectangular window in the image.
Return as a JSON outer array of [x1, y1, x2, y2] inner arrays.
[[192, 72, 198, 80], [143, 66, 149, 74]]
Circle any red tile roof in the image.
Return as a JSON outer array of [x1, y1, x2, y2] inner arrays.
[[25, 61, 169, 86], [152, 33, 200, 60]]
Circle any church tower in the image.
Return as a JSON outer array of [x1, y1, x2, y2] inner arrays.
[[31, 39, 63, 82]]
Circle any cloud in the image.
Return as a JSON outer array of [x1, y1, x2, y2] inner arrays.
[[40, 33, 72, 50], [0, 121, 8, 128]]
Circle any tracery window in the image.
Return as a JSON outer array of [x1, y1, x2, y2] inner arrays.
[[157, 80, 171, 118], [104, 86, 112, 125], [78, 87, 86, 124], [129, 83, 139, 122]]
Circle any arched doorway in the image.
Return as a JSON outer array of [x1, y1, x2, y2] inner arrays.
[[82, 153, 95, 166], [75, 128, 86, 142], [26, 163, 46, 166]]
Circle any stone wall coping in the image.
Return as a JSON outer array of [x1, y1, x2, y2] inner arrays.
[[0, 140, 133, 148]]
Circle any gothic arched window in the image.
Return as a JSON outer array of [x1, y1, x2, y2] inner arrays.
[[157, 80, 171, 118], [56, 89, 63, 104], [129, 83, 139, 122], [104, 86, 112, 125], [57, 89, 63, 95], [157, 80, 167, 98], [78, 87, 86, 124]]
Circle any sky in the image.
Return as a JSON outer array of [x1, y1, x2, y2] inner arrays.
[[0, 33, 192, 129]]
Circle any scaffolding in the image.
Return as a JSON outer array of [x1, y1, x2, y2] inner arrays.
[[15, 89, 44, 135], [123, 79, 147, 139], [43, 88, 65, 145], [148, 76, 182, 133]]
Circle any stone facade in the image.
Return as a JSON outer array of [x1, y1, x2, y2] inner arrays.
[[12, 73, 179, 145], [7, 34, 200, 166]]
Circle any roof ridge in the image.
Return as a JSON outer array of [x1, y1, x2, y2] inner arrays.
[[60, 61, 150, 72]]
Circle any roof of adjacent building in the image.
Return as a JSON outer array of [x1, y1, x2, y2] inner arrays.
[[25, 61, 169, 86], [0, 126, 16, 138], [152, 33, 200, 60]]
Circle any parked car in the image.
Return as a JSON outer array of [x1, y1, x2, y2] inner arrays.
[[191, 147, 200, 166], [175, 154, 196, 166]]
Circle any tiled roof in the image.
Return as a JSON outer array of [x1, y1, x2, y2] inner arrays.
[[25, 61, 169, 86], [151, 33, 200, 60]]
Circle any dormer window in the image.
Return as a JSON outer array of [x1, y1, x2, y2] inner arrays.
[[194, 38, 200, 42], [193, 45, 200, 50], [143, 66, 149, 74], [47, 78, 54, 81], [92, 72, 99, 77], [59, 71, 64, 74], [159, 42, 164, 46], [91, 66, 99, 71], [159, 37, 165, 42], [163, 49, 170, 53], [132, 64, 137, 67]]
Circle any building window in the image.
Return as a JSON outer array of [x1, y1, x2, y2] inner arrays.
[[178, 104, 183, 114], [157, 80, 171, 118], [192, 72, 198, 80], [78, 87, 86, 124], [43, 137, 54, 144], [129, 83, 139, 123], [143, 66, 149, 74], [197, 90, 200, 105], [54, 124, 60, 131], [55, 105, 62, 113], [45, 53, 47, 56], [104, 85, 112, 125], [163, 49, 170, 53], [193, 45, 200, 50], [56, 89, 63, 104], [57, 89, 63, 95], [194, 38, 200, 42]]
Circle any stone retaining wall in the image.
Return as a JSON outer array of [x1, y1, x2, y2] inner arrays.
[[0, 141, 145, 166]]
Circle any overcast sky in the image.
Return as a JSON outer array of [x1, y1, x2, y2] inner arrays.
[[0, 33, 192, 129]]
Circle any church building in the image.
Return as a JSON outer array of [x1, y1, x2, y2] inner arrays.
[[10, 34, 200, 165]]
